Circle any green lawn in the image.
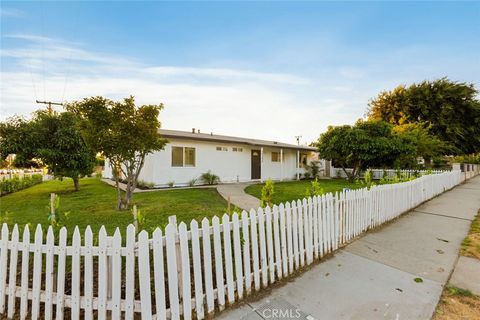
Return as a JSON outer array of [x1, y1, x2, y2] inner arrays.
[[245, 179, 360, 205], [0, 177, 228, 237]]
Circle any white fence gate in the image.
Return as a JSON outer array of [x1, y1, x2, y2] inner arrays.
[[0, 170, 476, 319]]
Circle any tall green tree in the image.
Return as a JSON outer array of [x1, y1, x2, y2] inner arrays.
[[393, 122, 450, 167], [0, 111, 95, 191], [66, 96, 167, 210], [316, 120, 414, 181], [368, 78, 480, 154]]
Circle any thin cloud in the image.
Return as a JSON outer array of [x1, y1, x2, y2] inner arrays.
[[0, 8, 24, 18], [0, 35, 327, 144], [145, 67, 310, 85]]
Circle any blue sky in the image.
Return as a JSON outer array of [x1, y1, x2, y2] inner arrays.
[[1, 1, 479, 144]]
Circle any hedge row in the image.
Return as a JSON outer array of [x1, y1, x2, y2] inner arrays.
[[0, 174, 43, 196]]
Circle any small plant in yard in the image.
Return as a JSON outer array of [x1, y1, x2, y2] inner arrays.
[[136, 208, 146, 232], [188, 178, 197, 187], [168, 181, 175, 188], [305, 178, 324, 198], [260, 178, 275, 208], [201, 170, 220, 185], [47, 194, 70, 230], [363, 169, 374, 189], [136, 180, 155, 189]]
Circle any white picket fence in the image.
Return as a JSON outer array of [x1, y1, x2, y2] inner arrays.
[[0, 170, 474, 319], [330, 167, 447, 179]]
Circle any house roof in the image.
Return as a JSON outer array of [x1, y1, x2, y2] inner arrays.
[[159, 129, 317, 151]]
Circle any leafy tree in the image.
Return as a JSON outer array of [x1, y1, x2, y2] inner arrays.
[[0, 111, 95, 191], [0, 116, 37, 167], [66, 96, 166, 210], [316, 120, 414, 181], [368, 78, 480, 154], [392, 122, 450, 168]]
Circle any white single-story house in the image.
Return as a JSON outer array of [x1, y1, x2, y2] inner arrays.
[[103, 129, 326, 187]]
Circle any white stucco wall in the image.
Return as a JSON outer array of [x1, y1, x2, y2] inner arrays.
[[103, 138, 315, 187]]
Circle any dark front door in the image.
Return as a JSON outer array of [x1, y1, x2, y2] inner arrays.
[[251, 150, 261, 179]]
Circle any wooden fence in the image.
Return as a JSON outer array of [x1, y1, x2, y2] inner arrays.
[[0, 170, 473, 319]]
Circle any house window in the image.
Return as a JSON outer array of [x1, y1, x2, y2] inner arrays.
[[172, 146, 196, 167], [272, 151, 280, 162], [172, 147, 184, 167], [216, 146, 228, 151], [184, 147, 195, 167], [232, 147, 243, 152]]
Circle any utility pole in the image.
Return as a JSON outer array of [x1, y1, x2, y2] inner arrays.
[[35, 100, 63, 114], [295, 135, 302, 180], [295, 135, 302, 146]]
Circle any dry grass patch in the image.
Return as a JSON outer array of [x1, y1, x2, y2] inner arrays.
[[461, 210, 480, 259], [433, 286, 480, 320]]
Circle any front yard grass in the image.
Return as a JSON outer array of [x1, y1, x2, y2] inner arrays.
[[0, 177, 228, 237], [244, 178, 360, 205]]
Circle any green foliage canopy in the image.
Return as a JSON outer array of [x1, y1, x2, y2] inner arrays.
[[368, 78, 480, 154], [66, 96, 167, 210], [392, 122, 450, 167], [0, 111, 95, 190], [316, 120, 414, 181]]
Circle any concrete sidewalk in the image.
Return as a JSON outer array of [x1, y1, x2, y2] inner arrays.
[[216, 176, 480, 320]]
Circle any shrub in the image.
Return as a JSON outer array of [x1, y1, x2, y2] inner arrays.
[[260, 178, 275, 208], [363, 169, 374, 189], [200, 170, 220, 185], [303, 172, 312, 180], [188, 178, 197, 187], [305, 178, 324, 198], [136, 180, 155, 189], [167, 181, 175, 188], [0, 174, 43, 196]]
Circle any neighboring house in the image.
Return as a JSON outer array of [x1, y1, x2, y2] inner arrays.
[[103, 129, 322, 187]]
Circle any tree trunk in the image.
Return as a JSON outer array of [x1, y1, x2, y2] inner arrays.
[[113, 164, 123, 210], [73, 177, 80, 191], [342, 166, 355, 182], [115, 177, 123, 210], [124, 185, 133, 209]]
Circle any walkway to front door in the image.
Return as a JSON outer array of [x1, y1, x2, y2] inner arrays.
[[216, 183, 261, 211]]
